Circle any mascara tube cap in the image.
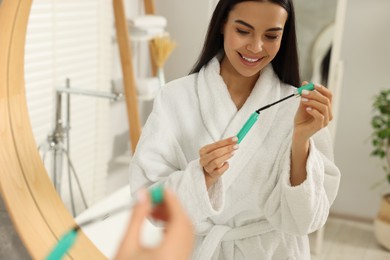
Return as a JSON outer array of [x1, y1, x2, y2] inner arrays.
[[150, 185, 164, 205], [296, 82, 315, 95]]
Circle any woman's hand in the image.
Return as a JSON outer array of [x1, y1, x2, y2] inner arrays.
[[290, 82, 333, 186], [294, 81, 333, 141], [114, 189, 194, 260], [199, 136, 239, 189]]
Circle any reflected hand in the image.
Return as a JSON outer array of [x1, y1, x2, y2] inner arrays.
[[199, 136, 239, 189], [294, 81, 333, 140], [114, 189, 194, 260]]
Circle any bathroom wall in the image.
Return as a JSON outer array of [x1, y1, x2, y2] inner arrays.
[[331, 0, 390, 220], [154, 0, 213, 81]]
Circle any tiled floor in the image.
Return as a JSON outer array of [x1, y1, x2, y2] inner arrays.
[[0, 196, 30, 260], [310, 217, 390, 260]]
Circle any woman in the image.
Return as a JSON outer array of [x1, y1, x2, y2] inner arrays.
[[129, 0, 340, 259]]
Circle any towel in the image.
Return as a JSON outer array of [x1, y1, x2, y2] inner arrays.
[[128, 15, 167, 29]]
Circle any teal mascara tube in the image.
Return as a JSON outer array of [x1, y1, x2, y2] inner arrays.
[[46, 229, 78, 260], [236, 111, 259, 144]]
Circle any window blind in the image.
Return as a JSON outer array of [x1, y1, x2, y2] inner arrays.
[[25, 0, 114, 214]]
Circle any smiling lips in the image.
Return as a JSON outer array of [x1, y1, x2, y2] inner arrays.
[[238, 52, 263, 65]]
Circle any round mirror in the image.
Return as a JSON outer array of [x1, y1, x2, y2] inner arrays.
[[1, 0, 340, 258]]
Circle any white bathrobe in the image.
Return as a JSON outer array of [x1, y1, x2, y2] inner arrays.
[[129, 57, 341, 260]]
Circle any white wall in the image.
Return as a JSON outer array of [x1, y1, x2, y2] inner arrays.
[[155, 0, 212, 81], [331, 0, 390, 219]]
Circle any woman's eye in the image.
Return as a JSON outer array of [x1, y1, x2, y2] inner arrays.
[[266, 35, 279, 40], [236, 28, 249, 35]]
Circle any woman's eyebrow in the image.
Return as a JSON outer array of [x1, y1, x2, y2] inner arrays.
[[234, 20, 255, 29], [266, 27, 283, 32], [234, 19, 283, 32]]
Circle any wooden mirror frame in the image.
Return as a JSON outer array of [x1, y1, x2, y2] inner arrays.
[[0, 0, 107, 258]]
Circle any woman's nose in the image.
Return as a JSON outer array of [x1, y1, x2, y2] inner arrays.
[[247, 37, 263, 53]]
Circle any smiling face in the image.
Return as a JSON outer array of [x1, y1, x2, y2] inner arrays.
[[221, 1, 288, 80]]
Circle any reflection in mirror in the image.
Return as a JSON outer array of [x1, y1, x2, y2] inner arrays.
[[293, 0, 338, 82], [310, 22, 334, 86], [24, 1, 132, 216]]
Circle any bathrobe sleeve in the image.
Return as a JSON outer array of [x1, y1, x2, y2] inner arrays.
[[264, 128, 341, 236], [129, 88, 224, 224]]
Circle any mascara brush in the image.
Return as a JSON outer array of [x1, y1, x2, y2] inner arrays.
[[236, 82, 315, 144]]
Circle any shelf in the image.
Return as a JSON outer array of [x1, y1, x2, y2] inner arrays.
[[129, 31, 168, 42]]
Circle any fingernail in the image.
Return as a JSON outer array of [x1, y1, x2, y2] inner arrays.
[[135, 189, 147, 203], [302, 90, 310, 95], [306, 107, 312, 111], [233, 144, 239, 150], [232, 136, 238, 142], [301, 97, 309, 102], [165, 188, 174, 196]]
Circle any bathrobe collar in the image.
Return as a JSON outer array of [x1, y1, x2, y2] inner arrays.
[[197, 56, 281, 141], [197, 57, 283, 189]]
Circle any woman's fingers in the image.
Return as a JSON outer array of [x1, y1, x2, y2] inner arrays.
[[301, 80, 309, 86], [117, 189, 194, 260], [304, 107, 326, 128], [199, 136, 238, 177], [314, 85, 333, 121], [209, 161, 230, 177], [160, 189, 194, 259], [300, 84, 332, 125], [315, 84, 333, 103], [199, 136, 238, 157], [200, 144, 237, 167], [200, 136, 237, 189], [203, 149, 234, 174], [126, 190, 151, 247], [114, 189, 151, 259], [301, 88, 330, 106], [301, 99, 330, 126]]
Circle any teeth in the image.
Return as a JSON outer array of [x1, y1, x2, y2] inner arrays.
[[241, 55, 260, 63]]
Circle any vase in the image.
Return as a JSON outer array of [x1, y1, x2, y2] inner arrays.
[[374, 193, 390, 251]]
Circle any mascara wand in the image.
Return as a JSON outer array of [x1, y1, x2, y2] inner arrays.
[[236, 82, 315, 144], [46, 185, 164, 260]]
